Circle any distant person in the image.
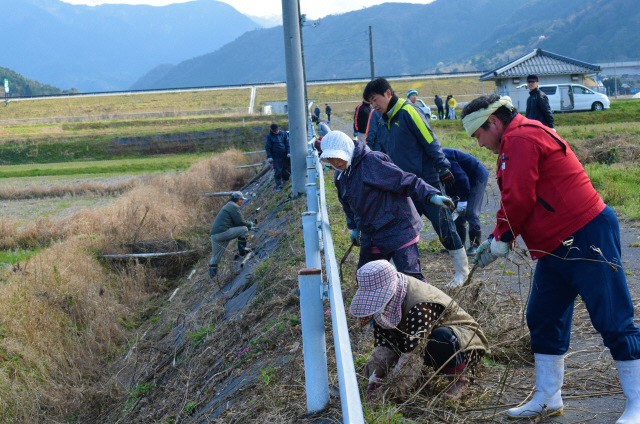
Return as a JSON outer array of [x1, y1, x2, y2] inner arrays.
[[407, 89, 419, 104], [313, 105, 321, 122], [363, 77, 470, 288], [445, 95, 451, 119], [365, 108, 384, 152], [443, 148, 489, 257], [314, 120, 331, 155], [447, 95, 457, 119], [265, 123, 291, 192], [209, 191, 254, 278], [353, 100, 372, 144], [525, 74, 554, 128], [325, 103, 332, 123], [351, 260, 489, 401], [320, 130, 454, 281], [434, 95, 445, 120], [461, 94, 640, 421]]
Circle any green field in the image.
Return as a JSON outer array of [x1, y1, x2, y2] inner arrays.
[[0, 153, 211, 178]]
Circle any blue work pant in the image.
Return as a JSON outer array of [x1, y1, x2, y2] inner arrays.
[[357, 242, 425, 282], [272, 157, 291, 187], [413, 183, 463, 251], [527, 206, 640, 360]]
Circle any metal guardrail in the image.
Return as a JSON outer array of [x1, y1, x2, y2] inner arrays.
[[298, 139, 365, 423]]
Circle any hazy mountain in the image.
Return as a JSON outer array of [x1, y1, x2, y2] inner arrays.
[[1, 0, 261, 92], [134, 0, 640, 90]]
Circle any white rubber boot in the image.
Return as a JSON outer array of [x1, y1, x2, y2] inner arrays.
[[616, 359, 640, 424], [445, 248, 469, 288], [508, 354, 564, 419]]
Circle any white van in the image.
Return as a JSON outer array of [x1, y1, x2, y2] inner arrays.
[[538, 84, 610, 112], [414, 99, 438, 120]]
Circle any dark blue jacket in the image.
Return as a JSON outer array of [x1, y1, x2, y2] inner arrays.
[[526, 88, 554, 128], [265, 130, 290, 159], [335, 140, 439, 254], [366, 109, 383, 151], [378, 97, 450, 185], [443, 148, 489, 201]]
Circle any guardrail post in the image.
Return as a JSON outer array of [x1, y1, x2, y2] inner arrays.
[[306, 155, 318, 185], [306, 183, 318, 214], [302, 212, 321, 269], [298, 268, 330, 413]]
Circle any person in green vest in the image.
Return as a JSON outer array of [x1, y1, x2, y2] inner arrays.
[[208, 191, 254, 278], [350, 260, 489, 401]]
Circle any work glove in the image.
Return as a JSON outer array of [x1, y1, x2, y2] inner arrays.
[[438, 168, 457, 196], [350, 229, 361, 246], [429, 194, 455, 210], [456, 201, 467, 214], [286, 153, 291, 158], [474, 238, 510, 267], [266, 157, 273, 163]]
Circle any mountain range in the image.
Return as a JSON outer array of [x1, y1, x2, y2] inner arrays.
[[2, 0, 261, 92], [2, 0, 639, 93]]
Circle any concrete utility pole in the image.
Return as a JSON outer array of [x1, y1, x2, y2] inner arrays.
[[282, 0, 308, 196], [368, 26, 375, 80]]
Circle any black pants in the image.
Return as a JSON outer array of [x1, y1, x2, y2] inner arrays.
[[272, 157, 291, 187], [423, 326, 465, 373]]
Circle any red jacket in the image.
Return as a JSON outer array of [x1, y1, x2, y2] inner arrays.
[[492, 114, 605, 259]]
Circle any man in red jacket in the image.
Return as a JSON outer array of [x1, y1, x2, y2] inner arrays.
[[461, 94, 640, 423]]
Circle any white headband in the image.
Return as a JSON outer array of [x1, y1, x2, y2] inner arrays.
[[462, 96, 514, 137]]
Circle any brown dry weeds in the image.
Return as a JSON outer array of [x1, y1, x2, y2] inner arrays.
[[0, 150, 252, 421]]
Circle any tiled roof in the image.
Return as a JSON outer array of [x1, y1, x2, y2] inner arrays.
[[480, 49, 601, 81]]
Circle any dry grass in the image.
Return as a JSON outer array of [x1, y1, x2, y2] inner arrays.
[[0, 178, 137, 200], [0, 150, 252, 421]]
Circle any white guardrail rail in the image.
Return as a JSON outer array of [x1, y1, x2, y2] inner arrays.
[[298, 134, 365, 423]]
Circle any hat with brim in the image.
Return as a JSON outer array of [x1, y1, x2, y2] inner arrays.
[[350, 260, 399, 317], [230, 191, 247, 201], [320, 130, 355, 165]]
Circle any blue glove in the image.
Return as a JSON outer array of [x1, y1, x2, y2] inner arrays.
[[474, 238, 510, 267], [350, 229, 361, 246], [429, 194, 455, 209], [456, 201, 468, 214]]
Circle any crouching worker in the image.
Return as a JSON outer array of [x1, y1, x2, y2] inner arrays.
[[208, 191, 254, 278], [350, 260, 489, 401], [320, 130, 454, 281]]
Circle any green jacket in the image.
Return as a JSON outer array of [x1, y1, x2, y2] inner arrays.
[[210, 201, 251, 235]]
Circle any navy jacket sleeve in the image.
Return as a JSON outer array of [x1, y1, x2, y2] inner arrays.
[[265, 134, 272, 159], [401, 104, 450, 172], [335, 172, 358, 230], [361, 152, 440, 202]]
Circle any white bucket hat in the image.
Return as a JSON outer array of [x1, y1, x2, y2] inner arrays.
[[320, 131, 355, 167]]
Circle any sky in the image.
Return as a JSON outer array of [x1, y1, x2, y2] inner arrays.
[[61, 0, 435, 20]]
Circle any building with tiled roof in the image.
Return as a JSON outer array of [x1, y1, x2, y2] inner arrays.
[[480, 49, 601, 110]]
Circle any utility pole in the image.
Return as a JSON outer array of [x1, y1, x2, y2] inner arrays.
[[282, 0, 308, 196], [368, 26, 375, 80], [299, 10, 310, 112]]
